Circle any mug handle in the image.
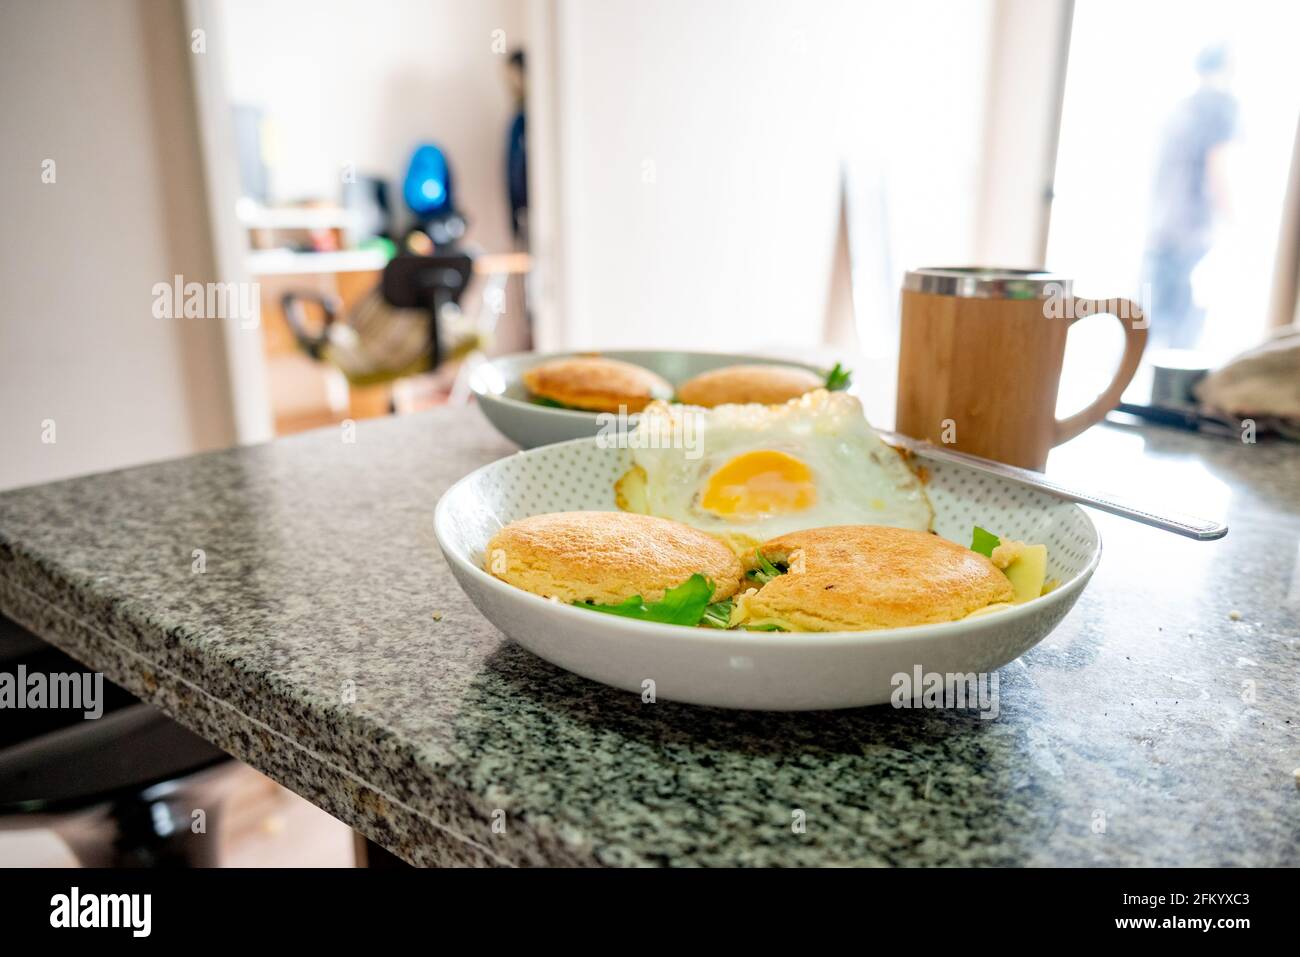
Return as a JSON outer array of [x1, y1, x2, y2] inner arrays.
[[1053, 297, 1148, 447]]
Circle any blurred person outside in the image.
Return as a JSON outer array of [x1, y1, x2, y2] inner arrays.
[[1142, 44, 1238, 351]]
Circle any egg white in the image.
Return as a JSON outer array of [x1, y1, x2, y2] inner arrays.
[[617, 390, 934, 546]]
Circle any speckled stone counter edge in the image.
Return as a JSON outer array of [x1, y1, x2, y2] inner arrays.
[[0, 550, 604, 867]]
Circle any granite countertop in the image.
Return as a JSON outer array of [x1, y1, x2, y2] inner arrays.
[[0, 407, 1296, 866]]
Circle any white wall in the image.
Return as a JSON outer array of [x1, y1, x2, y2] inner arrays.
[[841, 0, 997, 358], [0, 0, 238, 492], [216, 0, 527, 261], [543, 0, 844, 353], [535, 0, 998, 357]]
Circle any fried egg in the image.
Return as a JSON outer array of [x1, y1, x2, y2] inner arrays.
[[615, 390, 933, 548]]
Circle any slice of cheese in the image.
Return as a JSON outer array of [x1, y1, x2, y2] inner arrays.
[[1004, 543, 1048, 604]]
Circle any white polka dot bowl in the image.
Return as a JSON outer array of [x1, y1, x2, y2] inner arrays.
[[468, 350, 833, 449], [434, 438, 1101, 710]]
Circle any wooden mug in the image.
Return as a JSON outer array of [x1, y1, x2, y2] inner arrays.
[[895, 268, 1147, 471]]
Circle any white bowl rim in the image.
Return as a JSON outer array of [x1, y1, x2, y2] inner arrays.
[[433, 436, 1104, 649], [468, 349, 835, 420]]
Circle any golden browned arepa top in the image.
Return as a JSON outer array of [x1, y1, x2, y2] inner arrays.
[[676, 364, 824, 408], [521, 356, 673, 413], [485, 511, 742, 605], [739, 525, 1012, 631]]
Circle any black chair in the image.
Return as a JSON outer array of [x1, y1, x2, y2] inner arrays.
[[281, 252, 475, 377]]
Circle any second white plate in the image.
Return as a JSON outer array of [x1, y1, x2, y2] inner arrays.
[[468, 350, 833, 448]]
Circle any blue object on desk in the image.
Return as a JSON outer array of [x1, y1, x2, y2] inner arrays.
[[403, 143, 454, 216]]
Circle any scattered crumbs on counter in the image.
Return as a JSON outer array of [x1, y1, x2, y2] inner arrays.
[[432, 612, 443, 621], [1229, 610, 1242, 621], [1294, 768, 1300, 789]]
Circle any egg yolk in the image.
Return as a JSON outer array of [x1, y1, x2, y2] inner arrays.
[[700, 450, 816, 519]]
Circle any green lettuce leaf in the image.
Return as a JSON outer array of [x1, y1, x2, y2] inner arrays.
[[824, 362, 852, 391], [576, 573, 716, 627], [746, 550, 788, 585], [971, 526, 1001, 558], [700, 598, 734, 629]]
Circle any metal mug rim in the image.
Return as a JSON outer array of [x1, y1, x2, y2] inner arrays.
[[903, 267, 1072, 300]]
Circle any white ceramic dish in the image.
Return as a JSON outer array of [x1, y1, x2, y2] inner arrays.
[[468, 350, 833, 448], [434, 437, 1101, 711]]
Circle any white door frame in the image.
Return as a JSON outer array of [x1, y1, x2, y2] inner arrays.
[[183, 0, 274, 445], [973, 0, 1075, 268]]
